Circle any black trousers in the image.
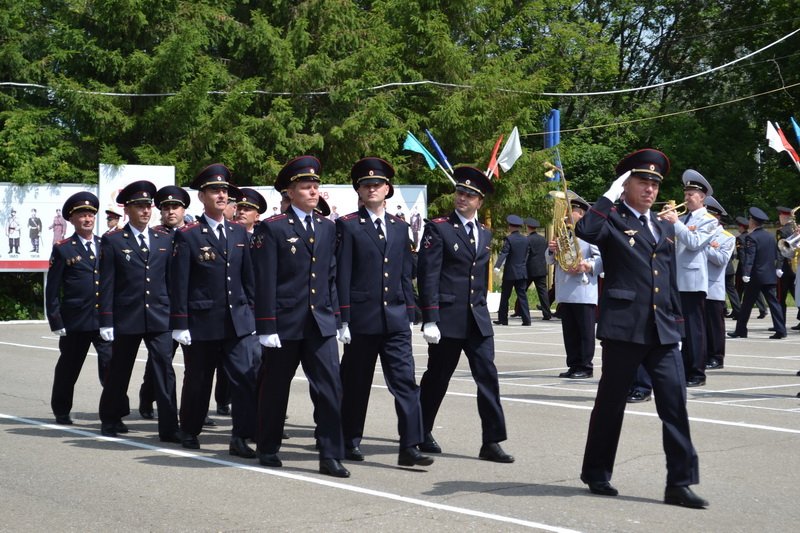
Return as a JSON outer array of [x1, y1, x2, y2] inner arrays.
[[560, 303, 596, 371], [581, 340, 699, 487], [778, 271, 795, 327], [498, 277, 530, 323], [180, 335, 258, 439], [340, 330, 424, 449], [419, 329, 507, 444], [51, 330, 112, 416], [99, 332, 178, 437], [680, 292, 707, 381], [256, 320, 344, 459], [525, 275, 551, 318], [734, 282, 786, 336], [725, 274, 741, 317], [705, 299, 726, 364]]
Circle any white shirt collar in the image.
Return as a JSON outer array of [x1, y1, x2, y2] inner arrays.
[[291, 205, 314, 224], [455, 211, 476, 229]]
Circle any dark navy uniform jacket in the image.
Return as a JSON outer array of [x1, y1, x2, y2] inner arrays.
[[417, 212, 493, 339], [576, 197, 684, 345], [169, 217, 255, 340], [742, 226, 780, 285], [99, 224, 172, 334], [253, 209, 340, 339], [45, 233, 102, 332], [495, 230, 529, 281], [526, 232, 548, 279], [335, 208, 415, 334]]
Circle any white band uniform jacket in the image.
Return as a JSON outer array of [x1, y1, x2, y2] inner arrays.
[[674, 207, 719, 293], [575, 197, 684, 345], [705, 228, 735, 302], [546, 238, 603, 304]]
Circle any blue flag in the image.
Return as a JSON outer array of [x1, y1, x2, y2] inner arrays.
[[403, 132, 438, 170], [543, 109, 560, 149], [424, 129, 454, 173], [791, 117, 800, 147]]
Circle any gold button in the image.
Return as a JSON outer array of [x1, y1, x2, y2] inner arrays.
[[654, 287, 659, 293], [146, 290, 150, 295], [311, 273, 316, 278], [384, 258, 388, 263], [310, 304, 315, 310], [470, 275, 474, 280], [145, 304, 150, 308], [470, 303, 474, 308], [470, 289, 474, 293], [653, 304, 657, 309], [95, 304, 99, 308], [309, 237, 315, 243], [472, 262, 476, 266], [229, 304, 233, 308], [146, 265, 149, 269], [95, 281, 99, 285], [95, 292, 99, 297], [384, 287, 388, 292], [227, 276, 231, 281], [146, 278, 150, 282], [654, 270, 659, 275], [227, 262, 231, 266], [312, 257, 316, 262], [383, 301, 388, 306], [384, 272, 389, 278], [652, 253, 657, 258], [311, 288, 316, 294], [228, 291, 232, 295]]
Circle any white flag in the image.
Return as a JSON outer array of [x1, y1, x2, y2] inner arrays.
[[766, 121, 786, 154], [497, 127, 522, 172]]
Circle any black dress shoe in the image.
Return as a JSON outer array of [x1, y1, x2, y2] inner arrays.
[[521, 321, 531, 326], [418, 432, 441, 454], [181, 434, 200, 450], [686, 377, 706, 387], [757, 312, 768, 319], [216, 404, 231, 416], [492, 320, 508, 325], [203, 416, 216, 427], [796, 370, 800, 376], [791, 323, 800, 331], [100, 423, 118, 437], [567, 370, 592, 379], [139, 407, 154, 420], [727, 332, 746, 338], [541, 315, 552, 321], [581, 477, 619, 497], [114, 421, 129, 434], [229, 437, 256, 458], [258, 452, 282, 467], [705, 359, 724, 370], [319, 458, 350, 478], [398, 447, 434, 467], [769, 333, 787, 339], [55, 414, 73, 425], [768, 327, 776, 332], [509, 313, 521, 318], [626, 390, 652, 403], [479, 442, 514, 463], [664, 485, 709, 508], [159, 431, 182, 443], [345, 446, 365, 461]]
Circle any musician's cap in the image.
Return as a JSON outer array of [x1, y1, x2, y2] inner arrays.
[[63, 192, 99, 217], [315, 196, 331, 217], [682, 169, 713, 196], [749, 206, 769, 223], [351, 157, 395, 198], [237, 187, 267, 214], [155, 185, 191, 209], [615, 148, 670, 183], [735, 215, 749, 228], [105, 205, 122, 218], [453, 166, 494, 197], [191, 163, 232, 190], [525, 218, 540, 228], [704, 196, 727, 217], [777, 206, 793, 215], [569, 191, 591, 212], [276, 156, 321, 191], [506, 214, 523, 226], [116, 180, 156, 205]]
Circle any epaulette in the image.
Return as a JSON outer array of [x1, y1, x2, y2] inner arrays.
[[721, 229, 734, 238], [267, 214, 288, 223], [152, 225, 171, 234], [340, 212, 359, 221], [431, 217, 448, 224], [703, 213, 716, 220], [55, 238, 72, 246], [106, 227, 123, 235], [180, 221, 200, 232], [387, 213, 406, 225]]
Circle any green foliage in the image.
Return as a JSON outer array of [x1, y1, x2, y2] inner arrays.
[[0, 274, 44, 320]]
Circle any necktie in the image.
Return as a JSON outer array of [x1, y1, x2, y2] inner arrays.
[[639, 215, 656, 244], [217, 225, 227, 252], [138, 234, 149, 255], [375, 218, 385, 240], [466, 221, 476, 249], [305, 215, 314, 241], [85, 241, 93, 254]]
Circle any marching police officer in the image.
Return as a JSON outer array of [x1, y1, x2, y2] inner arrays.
[[576, 149, 707, 508], [252, 156, 349, 478], [97, 181, 179, 442], [729, 207, 787, 339], [524, 218, 552, 320], [704, 196, 734, 370], [46, 192, 112, 424], [417, 166, 514, 464], [776, 206, 796, 329], [236, 187, 267, 237], [170, 164, 259, 456], [335, 157, 432, 467], [548, 193, 602, 379], [493, 215, 531, 326]]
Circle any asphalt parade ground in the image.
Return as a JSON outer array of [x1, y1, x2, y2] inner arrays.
[[1, 316, 799, 532]]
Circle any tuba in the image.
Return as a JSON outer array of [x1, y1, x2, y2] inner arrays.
[[545, 162, 586, 282], [778, 206, 800, 259]]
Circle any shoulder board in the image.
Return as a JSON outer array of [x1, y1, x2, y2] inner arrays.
[[317, 216, 334, 224], [431, 217, 448, 224], [152, 225, 171, 234], [267, 214, 288, 223], [703, 213, 717, 220], [721, 229, 734, 238], [106, 227, 123, 235], [339, 212, 359, 221], [387, 213, 406, 224], [180, 221, 200, 232], [55, 238, 73, 246]]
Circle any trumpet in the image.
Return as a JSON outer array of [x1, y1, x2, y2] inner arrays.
[[657, 200, 687, 218]]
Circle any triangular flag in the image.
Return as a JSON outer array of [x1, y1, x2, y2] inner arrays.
[[425, 129, 454, 173], [777, 123, 800, 171], [767, 121, 786, 154], [497, 127, 522, 172], [791, 117, 800, 148], [403, 132, 438, 170], [486, 134, 503, 179]]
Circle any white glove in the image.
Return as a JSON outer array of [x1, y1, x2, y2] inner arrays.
[[422, 322, 441, 344], [776, 269, 784, 278], [259, 334, 281, 348], [493, 268, 501, 274], [410, 322, 414, 332], [742, 276, 750, 283], [53, 328, 67, 337], [99, 327, 114, 342], [602, 170, 631, 202], [337, 323, 351, 344], [172, 329, 192, 345]]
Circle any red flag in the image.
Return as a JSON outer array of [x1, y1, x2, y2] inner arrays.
[[486, 134, 504, 179], [777, 123, 800, 169]]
